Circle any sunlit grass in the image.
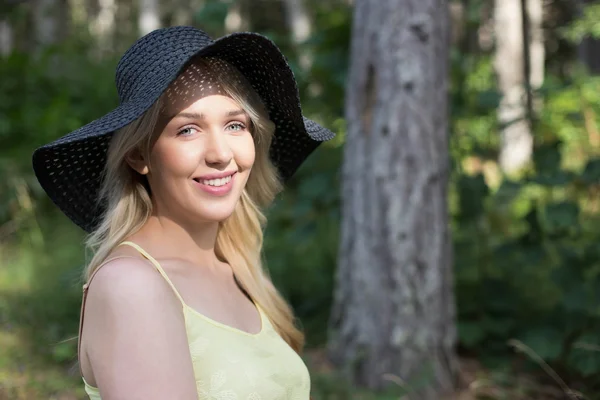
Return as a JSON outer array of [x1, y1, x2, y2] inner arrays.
[[0, 326, 85, 400], [0, 217, 87, 399]]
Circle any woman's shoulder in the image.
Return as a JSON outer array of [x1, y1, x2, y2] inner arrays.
[[84, 251, 179, 314], [81, 251, 187, 357], [80, 250, 196, 399]]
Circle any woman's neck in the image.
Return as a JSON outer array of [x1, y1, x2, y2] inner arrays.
[[130, 214, 223, 270]]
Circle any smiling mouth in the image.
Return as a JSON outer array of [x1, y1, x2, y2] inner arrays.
[[193, 173, 236, 187]]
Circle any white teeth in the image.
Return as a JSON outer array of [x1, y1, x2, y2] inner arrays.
[[201, 175, 232, 187]]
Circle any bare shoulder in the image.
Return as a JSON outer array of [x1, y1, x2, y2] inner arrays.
[[82, 256, 197, 399], [83, 255, 186, 353], [85, 256, 174, 307]]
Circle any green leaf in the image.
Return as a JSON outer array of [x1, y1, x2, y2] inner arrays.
[[560, 4, 600, 43], [581, 158, 600, 184], [568, 333, 600, 376], [194, 0, 230, 32], [297, 173, 331, 201], [476, 90, 501, 109], [529, 170, 574, 186], [482, 316, 514, 336], [523, 207, 543, 243], [563, 287, 589, 312], [482, 280, 517, 313], [520, 327, 564, 361], [550, 261, 584, 295], [51, 339, 76, 364], [533, 141, 562, 175], [457, 174, 488, 221], [292, 201, 313, 220], [493, 179, 523, 208], [458, 321, 485, 348], [542, 202, 580, 234]]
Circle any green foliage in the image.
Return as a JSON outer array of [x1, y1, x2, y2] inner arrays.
[[0, 42, 118, 374], [264, 142, 342, 347], [194, 0, 232, 37], [561, 4, 600, 42], [450, 54, 499, 161], [299, 3, 351, 119], [454, 152, 600, 385], [447, 4, 600, 391], [1, 215, 85, 362]]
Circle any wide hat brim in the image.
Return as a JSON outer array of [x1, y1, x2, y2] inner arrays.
[[32, 26, 335, 233]]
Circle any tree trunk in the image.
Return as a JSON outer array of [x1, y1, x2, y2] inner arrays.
[[34, 0, 58, 45], [33, 0, 69, 46], [225, 1, 249, 33], [0, 18, 12, 55], [527, 0, 544, 103], [114, 0, 136, 54], [282, 0, 312, 71], [327, 0, 457, 398], [162, 0, 202, 28], [495, 0, 533, 173], [450, 0, 465, 47], [90, 0, 117, 54], [138, 0, 160, 36]]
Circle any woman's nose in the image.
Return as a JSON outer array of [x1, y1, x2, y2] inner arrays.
[[204, 130, 233, 166]]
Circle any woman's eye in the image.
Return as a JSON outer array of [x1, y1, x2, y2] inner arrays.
[[226, 122, 246, 132], [177, 127, 198, 136]]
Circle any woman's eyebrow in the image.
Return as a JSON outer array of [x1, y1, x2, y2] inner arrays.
[[225, 109, 247, 117], [170, 109, 247, 120], [172, 112, 203, 120]]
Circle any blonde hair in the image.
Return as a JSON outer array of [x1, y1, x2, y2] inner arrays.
[[82, 57, 305, 353]]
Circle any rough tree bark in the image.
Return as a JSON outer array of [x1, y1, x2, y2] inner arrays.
[[327, 0, 457, 398]]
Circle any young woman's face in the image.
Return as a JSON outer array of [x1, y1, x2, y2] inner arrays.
[[146, 93, 255, 225]]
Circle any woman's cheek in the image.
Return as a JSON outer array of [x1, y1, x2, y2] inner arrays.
[[160, 142, 201, 174], [234, 135, 256, 170]]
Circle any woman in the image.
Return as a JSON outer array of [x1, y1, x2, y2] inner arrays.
[[32, 26, 334, 399]]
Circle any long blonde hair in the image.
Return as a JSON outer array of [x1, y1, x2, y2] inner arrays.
[[83, 57, 305, 353]]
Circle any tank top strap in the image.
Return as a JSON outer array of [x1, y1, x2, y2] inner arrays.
[[78, 241, 186, 380], [82, 247, 133, 292], [118, 241, 186, 306], [79, 242, 148, 380]]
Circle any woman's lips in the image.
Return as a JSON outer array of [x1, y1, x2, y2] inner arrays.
[[192, 172, 236, 196]]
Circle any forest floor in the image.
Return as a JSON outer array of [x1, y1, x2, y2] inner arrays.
[[304, 348, 585, 400]]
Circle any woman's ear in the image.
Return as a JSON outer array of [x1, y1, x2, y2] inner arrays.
[[125, 147, 149, 175]]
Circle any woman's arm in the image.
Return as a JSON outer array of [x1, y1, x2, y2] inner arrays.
[[82, 258, 198, 400]]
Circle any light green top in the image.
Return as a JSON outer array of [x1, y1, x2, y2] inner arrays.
[[81, 241, 310, 400]]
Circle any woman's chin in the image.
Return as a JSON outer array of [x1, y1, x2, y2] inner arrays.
[[191, 204, 238, 223]]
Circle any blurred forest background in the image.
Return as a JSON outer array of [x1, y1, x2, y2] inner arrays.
[[1, 0, 600, 399]]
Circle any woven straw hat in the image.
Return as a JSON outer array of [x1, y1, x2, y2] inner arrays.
[[31, 26, 335, 233]]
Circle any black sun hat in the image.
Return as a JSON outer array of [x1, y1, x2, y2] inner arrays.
[[31, 25, 335, 233]]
